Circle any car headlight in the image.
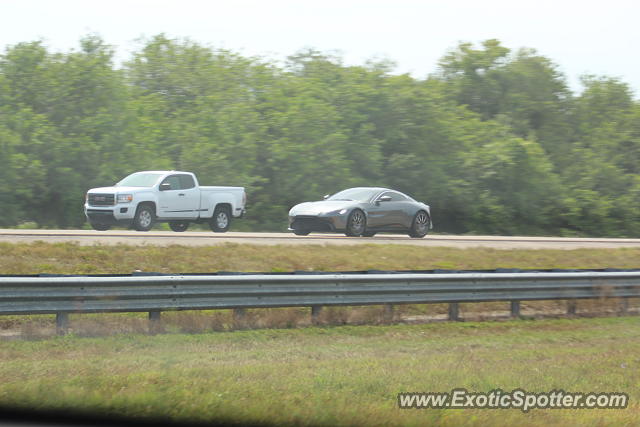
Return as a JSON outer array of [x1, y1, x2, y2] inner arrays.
[[117, 194, 133, 203], [323, 208, 348, 215]]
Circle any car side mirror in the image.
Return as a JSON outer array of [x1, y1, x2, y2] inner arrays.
[[377, 195, 392, 203], [160, 182, 172, 191], [323, 194, 330, 200]]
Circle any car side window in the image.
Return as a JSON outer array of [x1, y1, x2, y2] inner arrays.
[[161, 175, 181, 191], [381, 191, 407, 202], [179, 174, 195, 189]]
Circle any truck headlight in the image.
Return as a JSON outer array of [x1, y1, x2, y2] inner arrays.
[[117, 194, 133, 203]]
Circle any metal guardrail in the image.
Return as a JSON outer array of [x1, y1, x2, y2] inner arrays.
[[1, 270, 639, 333]]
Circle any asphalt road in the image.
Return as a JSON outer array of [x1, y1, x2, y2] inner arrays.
[[2, 229, 640, 249]]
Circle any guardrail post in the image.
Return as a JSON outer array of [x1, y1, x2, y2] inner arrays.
[[567, 300, 577, 315], [510, 301, 521, 317], [311, 306, 322, 325], [233, 308, 247, 329], [383, 304, 394, 323], [448, 303, 460, 321], [56, 313, 69, 335], [148, 310, 162, 334], [619, 298, 629, 315]]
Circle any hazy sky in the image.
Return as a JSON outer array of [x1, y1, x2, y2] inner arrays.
[[2, 0, 639, 95]]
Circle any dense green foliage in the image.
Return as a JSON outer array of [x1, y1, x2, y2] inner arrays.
[[1, 36, 638, 236]]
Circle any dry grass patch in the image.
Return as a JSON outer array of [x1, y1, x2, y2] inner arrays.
[[2, 242, 640, 275]]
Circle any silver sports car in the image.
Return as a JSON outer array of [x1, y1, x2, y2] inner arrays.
[[288, 187, 432, 238]]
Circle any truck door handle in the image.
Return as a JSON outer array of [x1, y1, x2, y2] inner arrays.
[[178, 193, 185, 196]]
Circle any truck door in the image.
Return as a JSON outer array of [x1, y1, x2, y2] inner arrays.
[[177, 174, 200, 218], [157, 174, 199, 219]]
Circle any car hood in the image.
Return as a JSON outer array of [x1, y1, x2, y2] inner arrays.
[[289, 200, 357, 215]]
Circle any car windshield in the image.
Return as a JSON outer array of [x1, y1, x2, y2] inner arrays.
[[116, 172, 163, 187], [327, 188, 379, 202]]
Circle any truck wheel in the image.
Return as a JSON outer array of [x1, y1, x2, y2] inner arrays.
[[210, 206, 231, 232], [169, 221, 189, 232], [133, 204, 155, 231], [90, 223, 111, 231]]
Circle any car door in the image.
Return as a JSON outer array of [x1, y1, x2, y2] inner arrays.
[[388, 191, 415, 228], [366, 191, 399, 229], [369, 191, 410, 229]]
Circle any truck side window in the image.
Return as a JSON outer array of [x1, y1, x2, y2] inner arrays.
[[161, 175, 181, 190], [179, 174, 195, 190]]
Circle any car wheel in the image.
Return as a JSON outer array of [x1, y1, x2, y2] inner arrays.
[[169, 221, 189, 232], [210, 206, 231, 232], [293, 229, 311, 236], [345, 209, 366, 237], [90, 223, 111, 231], [408, 211, 430, 238], [362, 231, 376, 237], [133, 204, 155, 231]]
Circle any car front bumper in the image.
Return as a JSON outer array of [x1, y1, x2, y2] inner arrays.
[[288, 214, 349, 233]]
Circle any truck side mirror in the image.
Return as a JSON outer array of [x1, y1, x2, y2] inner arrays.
[[160, 182, 172, 191], [323, 194, 330, 200]]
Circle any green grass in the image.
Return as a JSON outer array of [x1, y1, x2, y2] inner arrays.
[[0, 318, 638, 426]]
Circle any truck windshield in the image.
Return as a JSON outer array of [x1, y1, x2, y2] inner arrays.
[[117, 173, 163, 187]]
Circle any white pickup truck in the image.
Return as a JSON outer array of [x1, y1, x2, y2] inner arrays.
[[84, 171, 246, 232]]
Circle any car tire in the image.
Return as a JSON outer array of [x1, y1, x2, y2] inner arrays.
[[408, 211, 430, 238], [293, 229, 311, 236], [90, 223, 111, 231], [133, 204, 155, 232], [210, 206, 231, 232], [345, 209, 366, 237], [169, 221, 189, 232], [362, 231, 376, 237]]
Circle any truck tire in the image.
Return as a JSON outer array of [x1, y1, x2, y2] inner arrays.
[[169, 221, 189, 232], [210, 205, 231, 232], [133, 204, 155, 231]]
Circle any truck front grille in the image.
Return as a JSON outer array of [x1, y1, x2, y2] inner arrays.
[[88, 193, 115, 206]]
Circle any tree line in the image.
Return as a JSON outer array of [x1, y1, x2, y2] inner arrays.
[[1, 35, 638, 236]]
